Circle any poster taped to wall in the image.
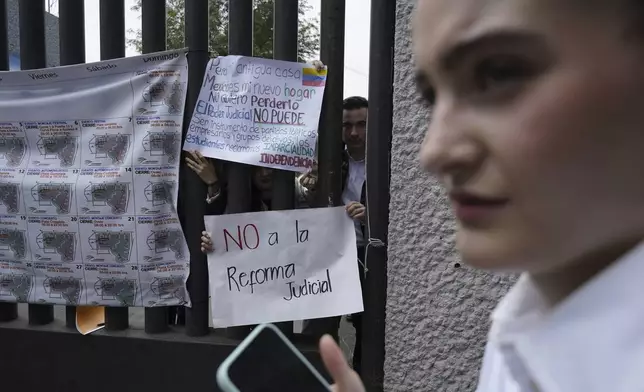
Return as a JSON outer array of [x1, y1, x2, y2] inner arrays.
[[204, 207, 363, 328], [0, 49, 191, 308], [183, 56, 327, 172]]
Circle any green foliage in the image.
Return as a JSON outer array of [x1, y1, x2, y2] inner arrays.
[[128, 0, 319, 62]]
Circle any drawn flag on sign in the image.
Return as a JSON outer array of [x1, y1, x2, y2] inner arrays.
[[302, 67, 327, 87]]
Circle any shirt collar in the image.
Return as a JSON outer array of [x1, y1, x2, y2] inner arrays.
[[344, 147, 365, 163], [489, 241, 644, 392]]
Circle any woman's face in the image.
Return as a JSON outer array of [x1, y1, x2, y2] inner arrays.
[[414, 0, 644, 272], [253, 167, 273, 193]]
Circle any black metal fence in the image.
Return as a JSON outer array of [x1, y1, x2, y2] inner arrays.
[[0, 0, 393, 390]]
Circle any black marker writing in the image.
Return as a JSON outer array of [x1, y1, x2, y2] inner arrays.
[[283, 269, 333, 301], [227, 263, 295, 293]]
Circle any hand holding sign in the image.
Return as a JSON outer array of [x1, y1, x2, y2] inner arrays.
[[310, 60, 327, 73], [201, 231, 213, 253], [346, 202, 366, 222]]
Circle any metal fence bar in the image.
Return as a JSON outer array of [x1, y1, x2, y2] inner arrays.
[[141, 0, 170, 335], [271, 0, 299, 339], [59, 0, 86, 330], [0, 1, 18, 324], [225, 0, 254, 340], [99, 0, 125, 60], [19, 0, 55, 326], [0, 0, 6, 71], [99, 0, 129, 331], [0, 0, 15, 324], [19, 0, 47, 69], [304, 0, 346, 343], [362, 0, 395, 388], [59, 0, 85, 64], [142, 0, 166, 53], [182, 0, 210, 337], [316, 0, 345, 209]]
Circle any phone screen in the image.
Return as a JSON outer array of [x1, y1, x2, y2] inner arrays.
[[227, 327, 331, 391]]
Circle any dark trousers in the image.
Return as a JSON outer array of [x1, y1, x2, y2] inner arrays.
[[352, 246, 366, 375], [301, 315, 341, 341]]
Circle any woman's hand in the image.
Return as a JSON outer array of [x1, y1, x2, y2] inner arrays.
[[185, 150, 218, 186], [319, 335, 365, 392], [299, 171, 318, 192], [311, 60, 326, 73], [201, 231, 213, 254]]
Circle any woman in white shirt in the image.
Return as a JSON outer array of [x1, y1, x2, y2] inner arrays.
[[319, 1, 644, 391]]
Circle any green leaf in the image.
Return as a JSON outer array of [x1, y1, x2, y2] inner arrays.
[[128, 0, 319, 61]]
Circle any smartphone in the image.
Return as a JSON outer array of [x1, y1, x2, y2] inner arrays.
[[216, 323, 332, 392]]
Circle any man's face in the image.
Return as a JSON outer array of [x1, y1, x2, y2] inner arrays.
[[342, 107, 367, 151]]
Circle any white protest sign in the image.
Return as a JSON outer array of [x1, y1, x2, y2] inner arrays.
[[0, 49, 190, 307], [204, 207, 363, 328], [183, 56, 326, 172]]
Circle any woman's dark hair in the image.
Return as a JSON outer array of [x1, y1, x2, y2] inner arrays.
[[624, 0, 644, 40]]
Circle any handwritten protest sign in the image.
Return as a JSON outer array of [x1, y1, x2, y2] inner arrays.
[[204, 207, 363, 328], [183, 56, 326, 172]]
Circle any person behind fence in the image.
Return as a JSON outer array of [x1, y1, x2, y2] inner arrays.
[[318, 0, 644, 391], [300, 96, 368, 375], [185, 150, 228, 215], [165, 150, 227, 325], [198, 164, 310, 249]]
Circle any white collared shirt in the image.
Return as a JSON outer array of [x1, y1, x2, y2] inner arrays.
[[476, 241, 644, 392], [341, 154, 366, 247]]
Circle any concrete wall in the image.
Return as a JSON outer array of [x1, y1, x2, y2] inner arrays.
[[384, 1, 516, 391], [7, 0, 60, 69]]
